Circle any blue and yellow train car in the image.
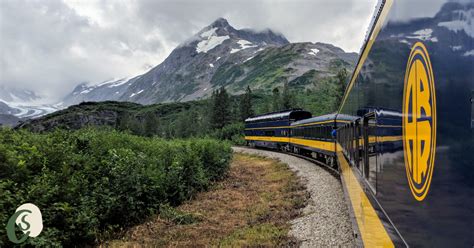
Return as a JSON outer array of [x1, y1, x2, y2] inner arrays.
[[288, 114, 353, 166], [244, 109, 311, 149], [335, 0, 474, 246], [244, 0, 473, 246]]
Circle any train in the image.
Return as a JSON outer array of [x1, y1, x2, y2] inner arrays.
[[245, 0, 474, 247]]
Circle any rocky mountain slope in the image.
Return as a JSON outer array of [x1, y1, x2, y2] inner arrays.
[[62, 18, 357, 106]]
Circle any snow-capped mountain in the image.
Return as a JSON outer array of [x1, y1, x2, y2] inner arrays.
[[382, 1, 473, 54], [62, 18, 356, 106], [119, 17, 290, 104], [0, 86, 59, 120]]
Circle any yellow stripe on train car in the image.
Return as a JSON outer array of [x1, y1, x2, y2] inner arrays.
[[289, 138, 335, 152], [244, 136, 290, 143], [337, 143, 394, 247]]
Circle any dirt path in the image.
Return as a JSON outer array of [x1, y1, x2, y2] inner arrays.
[[233, 147, 355, 247]]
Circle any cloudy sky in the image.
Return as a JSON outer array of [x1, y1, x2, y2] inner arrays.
[[0, 0, 382, 102]]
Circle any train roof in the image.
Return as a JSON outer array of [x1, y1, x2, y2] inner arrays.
[[245, 109, 311, 123], [336, 113, 360, 122], [291, 113, 337, 126]]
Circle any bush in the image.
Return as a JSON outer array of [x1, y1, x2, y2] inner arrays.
[[0, 128, 232, 246], [211, 123, 245, 145]]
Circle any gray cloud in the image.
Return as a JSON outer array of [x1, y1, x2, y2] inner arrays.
[[0, 0, 378, 102]]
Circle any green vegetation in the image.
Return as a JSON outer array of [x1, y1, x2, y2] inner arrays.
[[239, 86, 254, 121], [211, 45, 299, 91], [0, 128, 232, 246], [211, 87, 232, 129]]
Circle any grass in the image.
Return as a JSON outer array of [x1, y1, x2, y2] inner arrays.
[[104, 153, 308, 247]]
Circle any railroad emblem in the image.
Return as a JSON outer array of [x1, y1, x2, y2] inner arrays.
[[402, 42, 436, 201]]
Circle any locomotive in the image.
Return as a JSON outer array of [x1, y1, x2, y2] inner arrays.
[[245, 0, 474, 246]]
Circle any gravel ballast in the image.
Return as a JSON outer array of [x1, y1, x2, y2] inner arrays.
[[232, 147, 355, 247]]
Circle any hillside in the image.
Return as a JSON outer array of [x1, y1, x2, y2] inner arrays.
[[16, 100, 212, 138]]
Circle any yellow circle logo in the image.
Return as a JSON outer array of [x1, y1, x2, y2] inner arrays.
[[402, 42, 436, 201]]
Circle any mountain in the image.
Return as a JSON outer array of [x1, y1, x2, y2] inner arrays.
[[0, 114, 21, 127], [0, 86, 59, 119], [119, 18, 290, 104], [367, 1, 474, 95], [60, 76, 142, 107], [62, 18, 357, 106], [0, 101, 16, 115], [218, 42, 357, 94], [380, 1, 473, 51]]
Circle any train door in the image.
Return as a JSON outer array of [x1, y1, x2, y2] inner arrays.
[[363, 113, 377, 193]]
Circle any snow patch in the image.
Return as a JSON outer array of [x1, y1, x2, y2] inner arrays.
[[97, 78, 118, 87], [107, 77, 131, 88], [80, 89, 92, 94], [209, 63, 214, 68], [230, 39, 257, 54], [130, 90, 144, 98], [200, 28, 218, 39], [244, 56, 254, 62], [196, 28, 229, 53], [451, 45, 463, 51], [463, 50, 474, 56], [437, 9, 474, 38], [400, 39, 410, 44], [308, 48, 320, 56], [216, 57, 221, 61], [406, 29, 438, 42]]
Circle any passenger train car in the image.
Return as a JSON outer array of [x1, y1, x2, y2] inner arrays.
[[244, 109, 311, 149], [245, 0, 474, 246]]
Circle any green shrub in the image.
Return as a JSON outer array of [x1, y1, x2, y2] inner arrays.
[[211, 122, 244, 145], [0, 128, 232, 247]]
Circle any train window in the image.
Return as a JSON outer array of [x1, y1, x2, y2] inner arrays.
[[264, 130, 275, 136], [363, 114, 377, 193]]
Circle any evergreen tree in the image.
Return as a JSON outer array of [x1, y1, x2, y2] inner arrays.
[[219, 87, 231, 127], [239, 86, 254, 121], [281, 82, 293, 110], [175, 111, 194, 138], [272, 87, 281, 111], [211, 87, 231, 129], [334, 68, 348, 110], [144, 111, 159, 137]]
